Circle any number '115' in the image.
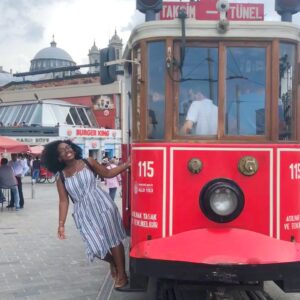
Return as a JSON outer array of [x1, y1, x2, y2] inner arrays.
[[138, 161, 154, 177], [290, 163, 300, 180]]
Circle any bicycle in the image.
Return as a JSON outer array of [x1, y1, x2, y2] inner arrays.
[[36, 168, 57, 183]]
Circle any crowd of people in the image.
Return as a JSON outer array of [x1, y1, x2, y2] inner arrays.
[[0, 121, 30, 127]]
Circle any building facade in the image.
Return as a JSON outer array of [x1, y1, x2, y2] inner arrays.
[[0, 32, 124, 160]]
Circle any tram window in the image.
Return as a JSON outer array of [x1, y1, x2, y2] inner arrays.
[[178, 47, 219, 136], [225, 47, 266, 136], [133, 47, 141, 140], [279, 43, 296, 141], [147, 41, 165, 140]]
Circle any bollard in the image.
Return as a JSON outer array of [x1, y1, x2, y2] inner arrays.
[[31, 179, 36, 199]]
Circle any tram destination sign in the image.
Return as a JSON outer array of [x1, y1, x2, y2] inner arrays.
[[159, 0, 264, 21]]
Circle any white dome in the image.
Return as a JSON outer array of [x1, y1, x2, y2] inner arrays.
[[34, 46, 74, 61], [30, 40, 75, 72], [32, 40, 74, 62]]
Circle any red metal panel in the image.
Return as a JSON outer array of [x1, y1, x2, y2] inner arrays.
[[171, 146, 271, 237], [131, 147, 166, 247], [131, 228, 300, 264], [129, 143, 300, 255], [278, 147, 300, 241]]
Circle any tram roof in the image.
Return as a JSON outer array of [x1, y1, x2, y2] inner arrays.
[[124, 19, 300, 57]]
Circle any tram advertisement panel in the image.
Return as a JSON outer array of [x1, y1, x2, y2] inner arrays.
[[278, 148, 300, 241], [131, 146, 166, 247]]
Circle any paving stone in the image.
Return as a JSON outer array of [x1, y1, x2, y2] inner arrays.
[[0, 177, 111, 299]]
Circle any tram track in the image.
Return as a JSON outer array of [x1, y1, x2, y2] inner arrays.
[[157, 282, 275, 300], [157, 286, 274, 300]]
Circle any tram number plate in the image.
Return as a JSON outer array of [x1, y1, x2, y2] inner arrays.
[[138, 161, 154, 178], [289, 163, 300, 180]]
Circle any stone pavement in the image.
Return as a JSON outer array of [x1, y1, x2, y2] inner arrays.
[[0, 177, 109, 300]]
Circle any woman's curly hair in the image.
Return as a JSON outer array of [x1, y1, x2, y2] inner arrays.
[[41, 140, 82, 173]]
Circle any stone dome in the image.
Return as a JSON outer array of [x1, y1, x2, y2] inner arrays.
[[30, 39, 75, 72]]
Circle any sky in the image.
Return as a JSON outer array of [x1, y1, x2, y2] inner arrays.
[[0, 0, 299, 74]]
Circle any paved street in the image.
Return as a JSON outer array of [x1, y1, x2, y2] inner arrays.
[[0, 177, 106, 300], [1, 177, 300, 300]]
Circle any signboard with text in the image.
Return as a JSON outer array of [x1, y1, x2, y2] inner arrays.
[[59, 126, 121, 139], [159, 1, 264, 21]]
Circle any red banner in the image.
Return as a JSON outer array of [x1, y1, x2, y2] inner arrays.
[[159, 1, 264, 21]]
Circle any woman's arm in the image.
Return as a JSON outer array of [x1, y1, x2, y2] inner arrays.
[[56, 177, 69, 239], [88, 157, 130, 178]]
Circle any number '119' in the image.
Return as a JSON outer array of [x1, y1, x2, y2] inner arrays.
[[289, 163, 300, 180], [138, 161, 154, 177]]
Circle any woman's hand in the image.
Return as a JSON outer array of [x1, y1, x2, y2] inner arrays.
[[57, 225, 66, 239], [124, 157, 131, 169]]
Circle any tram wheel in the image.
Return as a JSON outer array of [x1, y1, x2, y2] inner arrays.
[[156, 280, 177, 300]]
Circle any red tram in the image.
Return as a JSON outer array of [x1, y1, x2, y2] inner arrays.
[[102, 0, 300, 296]]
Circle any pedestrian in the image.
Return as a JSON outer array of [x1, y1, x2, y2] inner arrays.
[[32, 156, 41, 182], [105, 158, 122, 201], [0, 158, 20, 210], [181, 88, 218, 135], [41, 140, 130, 290], [7, 153, 28, 208], [18, 154, 30, 176]]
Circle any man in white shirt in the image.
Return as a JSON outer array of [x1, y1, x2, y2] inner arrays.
[[7, 153, 28, 208], [181, 89, 218, 135]]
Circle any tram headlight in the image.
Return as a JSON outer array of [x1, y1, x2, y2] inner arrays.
[[200, 179, 244, 223]]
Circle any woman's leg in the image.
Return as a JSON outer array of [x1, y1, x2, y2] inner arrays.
[[111, 243, 127, 286], [97, 252, 117, 279]]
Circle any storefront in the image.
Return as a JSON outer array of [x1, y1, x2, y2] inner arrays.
[[59, 126, 122, 160]]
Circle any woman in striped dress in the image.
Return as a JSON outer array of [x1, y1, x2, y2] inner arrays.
[[41, 140, 130, 289]]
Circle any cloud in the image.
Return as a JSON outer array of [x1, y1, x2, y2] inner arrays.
[[0, 0, 299, 74], [120, 11, 145, 32], [0, 0, 74, 42]]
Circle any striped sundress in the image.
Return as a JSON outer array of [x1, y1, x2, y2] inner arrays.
[[64, 163, 126, 262]]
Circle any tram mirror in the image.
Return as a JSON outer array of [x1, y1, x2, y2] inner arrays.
[[100, 47, 116, 85]]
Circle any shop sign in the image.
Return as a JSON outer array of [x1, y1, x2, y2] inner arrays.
[[59, 126, 121, 139], [15, 137, 52, 145]]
